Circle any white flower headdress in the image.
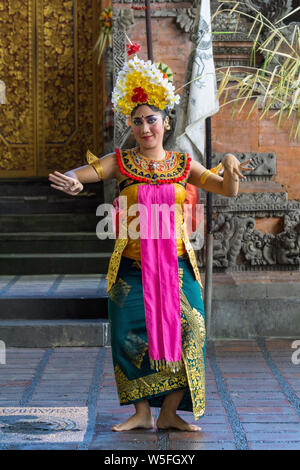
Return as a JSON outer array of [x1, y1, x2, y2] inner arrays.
[[111, 55, 180, 117]]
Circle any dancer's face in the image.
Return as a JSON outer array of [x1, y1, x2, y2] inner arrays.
[[130, 105, 165, 151]]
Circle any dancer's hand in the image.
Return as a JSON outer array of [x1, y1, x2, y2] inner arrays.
[[48, 171, 83, 196], [223, 154, 255, 181]]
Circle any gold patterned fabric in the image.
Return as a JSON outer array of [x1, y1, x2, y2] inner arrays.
[[107, 277, 131, 308], [118, 147, 191, 184], [108, 255, 206, 420], [114, 363, 188, 403]]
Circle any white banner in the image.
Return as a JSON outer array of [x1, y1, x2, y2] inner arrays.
[[174, 0, 219, 162]]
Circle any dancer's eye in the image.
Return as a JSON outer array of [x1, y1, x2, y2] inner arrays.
[[147, 117, 157, 124], [132, 116, 158, 126]]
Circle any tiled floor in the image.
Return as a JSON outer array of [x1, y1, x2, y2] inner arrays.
[[0, 339, 299, 450]]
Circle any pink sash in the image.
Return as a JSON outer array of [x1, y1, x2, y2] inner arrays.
[[138, 184, 182, 372]]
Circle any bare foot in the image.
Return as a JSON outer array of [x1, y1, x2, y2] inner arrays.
[[111, 412, 154, 432], [156, 413, 201, 432]]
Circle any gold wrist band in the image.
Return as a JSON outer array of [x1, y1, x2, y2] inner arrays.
[[199, 169, 212, 185], [199, 162, 224, 186], [86, 149, 105, 180]]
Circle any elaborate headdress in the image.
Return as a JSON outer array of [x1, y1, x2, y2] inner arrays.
[[111, 54, 180, 117]]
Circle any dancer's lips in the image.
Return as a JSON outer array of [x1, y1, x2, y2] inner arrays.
[[142, 135, 153, 140]]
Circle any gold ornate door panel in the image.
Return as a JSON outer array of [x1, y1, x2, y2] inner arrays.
[[0, 0, 35, 176], [0, 0, 103, 177]]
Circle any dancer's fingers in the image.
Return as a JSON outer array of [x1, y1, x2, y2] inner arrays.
[[234, 167, 246, 179], [50, 184, 66, 191], [53, 171, 73, 182], [50, 184, 73, 195], [240, 159, 255, 170], [49, 174, 68, 185], [241, 158, 253, 165], [241, 166, 255, 171]]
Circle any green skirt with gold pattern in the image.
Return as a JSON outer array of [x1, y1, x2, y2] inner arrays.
[[107, 254, 206, 420]]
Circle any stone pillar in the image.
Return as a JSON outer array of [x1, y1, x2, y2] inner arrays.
[[102, 7, 135, 205]]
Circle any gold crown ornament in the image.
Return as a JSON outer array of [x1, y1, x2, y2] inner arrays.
[[111, 55, 180, 117]]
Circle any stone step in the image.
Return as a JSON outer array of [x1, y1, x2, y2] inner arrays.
[[0, 319, 110, 347], [0, 214, 107, 232], [0, 232, 115, 253], [0, 196, 105, 214], [0, 253, 112, 274], [0, 178, 104, 198], [0, 297, 108, 320], [0, 274, 108, 319], [0, 273, 108, 319], [0, 272, 299, 346]]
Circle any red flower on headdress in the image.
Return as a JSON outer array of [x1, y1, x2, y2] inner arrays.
[[131, 87, 148, 103], [131, 5, 147, 10], [126, 42, 141, 56]]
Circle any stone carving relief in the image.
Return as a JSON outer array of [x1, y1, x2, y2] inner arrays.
[[196, 209, 300, 270], [112, 9, 135, 149], [243, 0, 294, 24], [175, 8, 196, 33], [242, 219, 276, 266], [174, 0, 298, 64], [212, 152, 277, 180], [212, 213, 252, 268], [276, 212, 300, 265]]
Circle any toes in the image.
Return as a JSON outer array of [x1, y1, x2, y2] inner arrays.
[[190, 425, 201, 432], [111, 424, 122, 432]]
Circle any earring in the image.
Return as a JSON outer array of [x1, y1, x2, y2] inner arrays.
[[164, 121, 171, 131]]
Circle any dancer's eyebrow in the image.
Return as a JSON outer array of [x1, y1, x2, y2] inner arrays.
[[134, 115, 157, 119]]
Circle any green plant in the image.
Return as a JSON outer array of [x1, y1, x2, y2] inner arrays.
[[213, 1, 300, 139], [94, 7, 113, 64]]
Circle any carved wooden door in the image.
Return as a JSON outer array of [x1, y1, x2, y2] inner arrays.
[[0, 0, 103, 177]]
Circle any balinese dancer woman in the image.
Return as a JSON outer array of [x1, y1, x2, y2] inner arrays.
[[48, 54, 253, 432]]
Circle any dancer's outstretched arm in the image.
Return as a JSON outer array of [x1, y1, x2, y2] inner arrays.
[[48, 152, 118, 196], [187, 154, 254, 197]]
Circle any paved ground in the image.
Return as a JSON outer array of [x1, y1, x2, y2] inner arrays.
[[0, 339, 299, 450]]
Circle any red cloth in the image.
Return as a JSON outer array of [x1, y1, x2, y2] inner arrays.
[[184, 183, 201, 235]]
